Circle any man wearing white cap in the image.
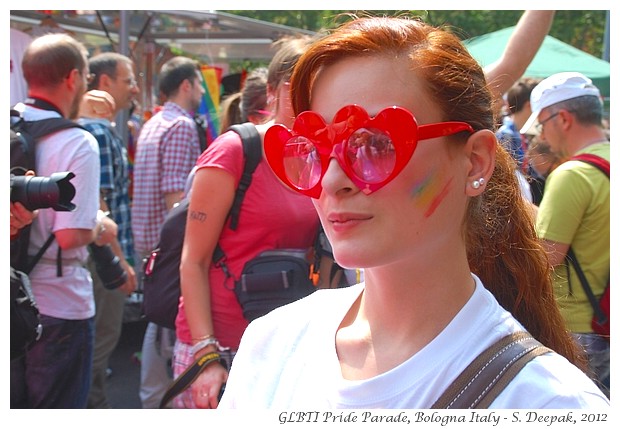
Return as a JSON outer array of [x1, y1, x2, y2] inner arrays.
[[522, 71, 610, 397]]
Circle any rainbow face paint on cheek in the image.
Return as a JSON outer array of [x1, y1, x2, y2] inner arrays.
[[411, 172, 454, 218]]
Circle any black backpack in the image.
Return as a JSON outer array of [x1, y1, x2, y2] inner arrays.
[[10, 106, 83, 360], [141, 123, 262, 329]]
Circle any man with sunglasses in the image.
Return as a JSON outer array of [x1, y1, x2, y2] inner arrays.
[[10, 33, 118, 408], [521, 72, 610, 397]]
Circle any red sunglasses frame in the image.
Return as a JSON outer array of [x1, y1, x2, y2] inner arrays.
[[264, 105, 474, 198]]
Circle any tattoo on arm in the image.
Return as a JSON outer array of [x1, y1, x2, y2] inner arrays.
[[189, 210, 207, 222]]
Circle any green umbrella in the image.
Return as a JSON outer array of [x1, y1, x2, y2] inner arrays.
[[464, 26, 610, 99]]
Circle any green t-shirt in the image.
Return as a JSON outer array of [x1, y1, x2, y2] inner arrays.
[[536, 142, 610, 332]]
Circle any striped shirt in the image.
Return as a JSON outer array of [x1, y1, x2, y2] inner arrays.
[[131, 102, 202, 255]]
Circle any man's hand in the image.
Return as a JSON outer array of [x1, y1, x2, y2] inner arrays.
[[10, 202, 36, 238], [11, 170, 37, 238], [117, 261, 137, 296]]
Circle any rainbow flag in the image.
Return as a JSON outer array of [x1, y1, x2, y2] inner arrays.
[[198, 65, 223, 144]]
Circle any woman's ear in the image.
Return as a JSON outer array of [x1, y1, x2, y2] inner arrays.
[[464, 129, 496, 196]]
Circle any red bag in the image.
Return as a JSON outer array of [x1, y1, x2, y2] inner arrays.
[[591, 282, 610, 337]]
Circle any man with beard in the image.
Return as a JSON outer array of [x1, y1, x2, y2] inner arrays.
[[10, 33, 117, 408], [131, 56, 205, 408]]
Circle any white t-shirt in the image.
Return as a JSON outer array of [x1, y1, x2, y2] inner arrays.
[[17, 103, 101, 320], [219, 275, 609, 409]]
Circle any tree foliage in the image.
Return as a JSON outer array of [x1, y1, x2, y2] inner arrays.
[[224, 10, 607, 58]]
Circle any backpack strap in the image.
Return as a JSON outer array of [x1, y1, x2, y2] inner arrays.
[[566, 247, 608, 328], [194, 115, 208, 152], [431, 332, 551, 409], [21, 117, 86, 140], [226, 123, 262, 230], [212, 123, 262, 266], [13, 97, 86, 140], [11, 109, 85, 176], [571, 153, 610, 178], [10, 108, 24, 126]]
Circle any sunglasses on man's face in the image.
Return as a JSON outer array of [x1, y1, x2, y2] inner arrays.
[[264, 105, 474, 198]]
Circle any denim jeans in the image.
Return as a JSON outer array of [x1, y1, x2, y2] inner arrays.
[[11, 315, 95, 408], [573, 333, 610, 398]]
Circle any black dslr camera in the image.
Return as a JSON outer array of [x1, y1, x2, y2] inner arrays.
[[10, 171, 77, 212]]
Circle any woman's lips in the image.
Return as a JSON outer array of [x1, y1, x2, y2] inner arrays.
[[327, 213, 373, 232]]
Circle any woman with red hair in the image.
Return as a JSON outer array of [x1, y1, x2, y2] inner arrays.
[[219, 16, 609, 409]]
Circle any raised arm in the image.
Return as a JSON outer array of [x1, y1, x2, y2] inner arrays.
[[484, 11, 555, 100]]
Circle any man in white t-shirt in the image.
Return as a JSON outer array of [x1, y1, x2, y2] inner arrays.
[[10, 33, 116, 409]]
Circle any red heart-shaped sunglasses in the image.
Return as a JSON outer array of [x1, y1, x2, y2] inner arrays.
[[264, 105, 474, 198]]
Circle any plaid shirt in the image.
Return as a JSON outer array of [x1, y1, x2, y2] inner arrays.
[[79, 118, 134, 260], [131, 102, 202, 255]]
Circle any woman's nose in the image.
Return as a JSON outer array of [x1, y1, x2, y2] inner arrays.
[[320, 156, 357, 197]]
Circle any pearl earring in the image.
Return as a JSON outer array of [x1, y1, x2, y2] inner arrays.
[[472, 177, 485, 189]]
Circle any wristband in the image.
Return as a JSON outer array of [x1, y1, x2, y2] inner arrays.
[[95, 210, 109, 240], [190, 337, 227, 356]]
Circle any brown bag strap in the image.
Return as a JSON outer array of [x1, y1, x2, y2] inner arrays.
[[432, 331, 552, 409]]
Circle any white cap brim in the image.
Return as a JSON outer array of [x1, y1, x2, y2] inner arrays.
[[520, 110, 541, 136]]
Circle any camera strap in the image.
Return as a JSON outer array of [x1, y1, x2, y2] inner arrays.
[[23, 233, 56, 275], [24, 97, 65, 117]]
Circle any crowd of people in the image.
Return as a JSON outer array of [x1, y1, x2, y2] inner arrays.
[[10, 9, 609, 410]]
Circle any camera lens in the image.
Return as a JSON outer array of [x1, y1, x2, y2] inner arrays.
[[10, 172, 76, 212], [89, 243, 128, 290]]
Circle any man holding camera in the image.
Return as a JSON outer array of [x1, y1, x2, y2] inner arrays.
[[10, 33, 117, 409], [78, 52, 139, 408]]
